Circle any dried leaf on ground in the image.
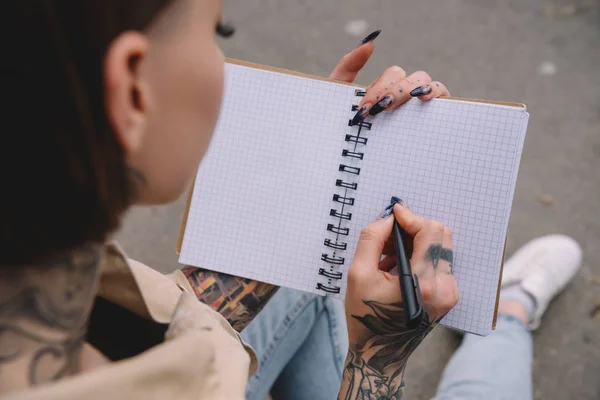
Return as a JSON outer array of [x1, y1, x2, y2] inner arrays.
[[543, 0, 598, 18], [585, 275, 600, 286], [537, 193, 554, 207], [591, 299, 600, 319]]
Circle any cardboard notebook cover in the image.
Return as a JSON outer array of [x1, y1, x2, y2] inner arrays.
[[177, 58, 525, 330]]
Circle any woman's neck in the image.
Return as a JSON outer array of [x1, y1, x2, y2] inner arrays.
[[0, 243, 102, 394]]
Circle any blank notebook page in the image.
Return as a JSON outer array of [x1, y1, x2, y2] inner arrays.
[[179, 63, 359, 294], [345, 99, 529, 335]]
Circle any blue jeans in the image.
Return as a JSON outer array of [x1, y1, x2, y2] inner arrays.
[[434, 314, 533, 400], [242, 289, 533, 400], [241, 288, 348, 400]]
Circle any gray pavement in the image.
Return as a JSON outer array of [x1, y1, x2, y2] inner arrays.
[[117, 1, 600, 398]]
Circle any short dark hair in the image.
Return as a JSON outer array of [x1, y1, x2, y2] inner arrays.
[[1, 1, 175, 266]]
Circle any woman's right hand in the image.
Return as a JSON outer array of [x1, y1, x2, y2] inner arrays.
[[338, 202, 459, 400]]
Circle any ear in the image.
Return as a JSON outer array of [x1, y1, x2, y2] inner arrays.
[[104, 32, 150, 155]]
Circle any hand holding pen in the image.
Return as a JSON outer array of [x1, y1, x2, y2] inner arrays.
[[342, 198, 459, 391], [334, 31, 459, 399]]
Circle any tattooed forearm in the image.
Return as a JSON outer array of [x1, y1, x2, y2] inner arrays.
[[181, 267, 279, 331], [338, 301, 434, 400], [0, 244, 102, 389]]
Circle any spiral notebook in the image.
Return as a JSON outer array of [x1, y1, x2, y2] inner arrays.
[[177, 60, 529, 335]]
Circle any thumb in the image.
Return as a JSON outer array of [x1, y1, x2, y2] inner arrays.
[[352, 215, 394, 271], [329, 33, 379, 83]]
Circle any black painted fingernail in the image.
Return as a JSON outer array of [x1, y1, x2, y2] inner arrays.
[[351, 104, 370, 125], [390, 196, 403, 206], [368, 95, 393, 116], [358, 30, 381, 46], [379, 197, 404, 219], [410, 85, 432, 97], [379, 205, 394, 219]]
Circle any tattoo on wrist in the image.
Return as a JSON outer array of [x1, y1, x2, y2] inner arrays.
[[182, 267, 279, 331], [339, 301, 434, 400]]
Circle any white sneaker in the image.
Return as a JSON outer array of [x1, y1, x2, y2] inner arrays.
[[501, 234, 582, 330]]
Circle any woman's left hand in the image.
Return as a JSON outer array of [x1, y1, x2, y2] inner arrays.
[[329, 31, 450, 126]]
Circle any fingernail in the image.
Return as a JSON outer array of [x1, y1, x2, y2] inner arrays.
[[379, 196, 404, 219], [358, 30, 381, 47], [368, 95, 393, 116], [390, 196, 404, 206], [410, 85, 432, 97], [351, 104, 370, 125], [379, 204, 395, 219]]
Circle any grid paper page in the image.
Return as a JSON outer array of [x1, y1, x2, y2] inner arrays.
[[344, 99, 529, 335], [179, 63, 359, 294]]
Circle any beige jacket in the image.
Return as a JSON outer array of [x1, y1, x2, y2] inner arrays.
[[4, 242, 258, 400]]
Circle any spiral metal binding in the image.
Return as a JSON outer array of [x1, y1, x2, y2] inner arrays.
[[330, 209, 352, 220], [342, 150, 364, 160], [333, 194, 355, 205], [324, 238, 347, 250], [345, 134, 368, 145], [338, 165, 361, 175], [335, 179, 357, 190], [327, 224, 349, 235], [316, 283, 341, 293], [321, 254, 345, 265], [347, 120, 372, 130], [316, 88, 371, 295], [318, 268, 343, 279]]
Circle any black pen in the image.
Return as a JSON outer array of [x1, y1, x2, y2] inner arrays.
[[389, 197, 424, 330]]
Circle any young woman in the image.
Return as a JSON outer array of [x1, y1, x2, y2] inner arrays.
[[1, 1, 581, 399]]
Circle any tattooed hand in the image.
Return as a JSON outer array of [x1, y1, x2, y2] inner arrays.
[[339, 202, 459, 400]]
